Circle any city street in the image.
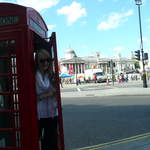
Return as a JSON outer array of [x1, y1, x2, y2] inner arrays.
[[61, 80, 150, 93], [61, 81, 150, 150]]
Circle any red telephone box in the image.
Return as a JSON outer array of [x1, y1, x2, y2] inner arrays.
[[0, 3, 65, 150]]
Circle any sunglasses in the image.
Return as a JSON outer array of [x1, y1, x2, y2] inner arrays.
[[39, 58, 51, 64]]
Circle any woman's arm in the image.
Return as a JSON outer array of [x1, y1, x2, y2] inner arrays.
[[37, 89, 56, 101], [36, 71, 56, 101]]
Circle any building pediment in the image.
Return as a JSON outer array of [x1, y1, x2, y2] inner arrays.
[[60, 57, 85, 64]]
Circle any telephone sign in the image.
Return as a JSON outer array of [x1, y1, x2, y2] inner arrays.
[[0, 16, 19, 26], [29, 19, 46, 37]]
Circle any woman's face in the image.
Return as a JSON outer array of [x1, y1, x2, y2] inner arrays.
[[38, 52, 50, 73]]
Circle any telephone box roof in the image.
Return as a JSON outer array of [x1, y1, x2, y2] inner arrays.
[[0, 3, 48, 38]]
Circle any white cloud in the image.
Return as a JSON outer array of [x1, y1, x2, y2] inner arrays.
[[57, 1, 86, 26], [97, 10, 133, 30], [113, 46, 124, 52], [47, 24, 56, 30], [0, 0, 14, 2], [16, 0, 59, 11]]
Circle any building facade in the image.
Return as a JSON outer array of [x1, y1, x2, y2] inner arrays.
[[59, 48, 136, 75]]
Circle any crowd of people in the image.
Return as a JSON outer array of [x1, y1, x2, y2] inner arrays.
[[59, 72, 150, 87]]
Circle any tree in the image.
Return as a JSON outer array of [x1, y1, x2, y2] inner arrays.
[[134, 61, 140, 69]]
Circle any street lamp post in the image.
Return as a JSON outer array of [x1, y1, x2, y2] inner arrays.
[[135, 0, 147, 88]]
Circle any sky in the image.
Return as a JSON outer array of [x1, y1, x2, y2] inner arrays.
[[0, 0, 150, 59]]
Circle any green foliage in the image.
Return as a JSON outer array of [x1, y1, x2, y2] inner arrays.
[[134, 61, 140, 69]]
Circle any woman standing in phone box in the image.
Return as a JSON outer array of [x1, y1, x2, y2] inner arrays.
[[35, 49, 58, 150]]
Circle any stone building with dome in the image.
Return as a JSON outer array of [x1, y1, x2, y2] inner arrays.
[[59, 48, 136, 76], [59, 48, 85, 74]]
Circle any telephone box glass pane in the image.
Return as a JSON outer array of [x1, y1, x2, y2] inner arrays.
[[51, 46, 54, 59], [50, 46, 55, 73], [0, 40, 21, 147]]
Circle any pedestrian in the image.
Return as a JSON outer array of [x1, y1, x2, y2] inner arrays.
[[78, 79, 81, 85], [93, 74, 97, 83], [59, 77, 63, 88], [35, 49, 58, 150]]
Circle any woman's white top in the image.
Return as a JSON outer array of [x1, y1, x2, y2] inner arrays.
[[36, 71, 58, 119]]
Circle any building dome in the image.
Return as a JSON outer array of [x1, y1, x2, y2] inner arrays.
[[65, 48, 77, 59]]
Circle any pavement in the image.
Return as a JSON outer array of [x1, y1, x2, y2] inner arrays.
[[61, 81, 150, 150], [61, 81, 150, 98]]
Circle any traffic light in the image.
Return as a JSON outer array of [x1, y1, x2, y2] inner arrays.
[[144, 53, 148, 60], [134, 50, 140, 61]]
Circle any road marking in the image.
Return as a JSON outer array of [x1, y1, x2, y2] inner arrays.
[[86, 94, 95, 97], [87, 88, 97, 90], [77, 88, 81, 92], [76, 132, 150, 150]]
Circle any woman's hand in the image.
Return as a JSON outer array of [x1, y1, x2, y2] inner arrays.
[[37, 89, 56, 101]]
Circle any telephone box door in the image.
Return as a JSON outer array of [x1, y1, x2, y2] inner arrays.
[[48, 32, 65, 150]]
